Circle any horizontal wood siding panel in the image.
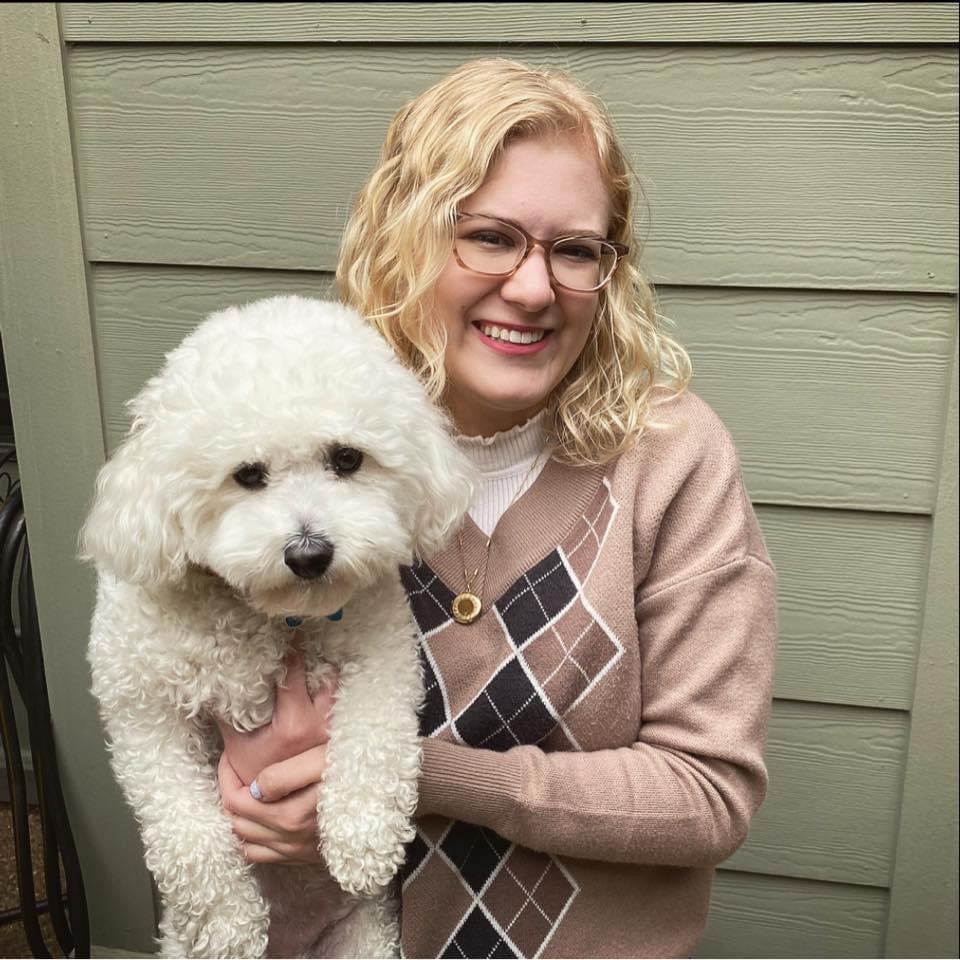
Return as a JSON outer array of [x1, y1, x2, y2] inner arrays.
[[60, 3, 960, 43], [672, 287, 954, 514], [67, 45, 959, 292], [89, 265, 954, 512], [727, 701, 906, 886], [92, 265, 335, 445], [697, 871, 887, 958], [759, 506, 926, 710]]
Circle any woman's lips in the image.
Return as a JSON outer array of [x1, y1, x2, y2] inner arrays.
[[472, 321, 553, 355]]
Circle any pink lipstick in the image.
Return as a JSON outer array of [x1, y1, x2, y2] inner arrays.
[[472, 321, 553, 356]]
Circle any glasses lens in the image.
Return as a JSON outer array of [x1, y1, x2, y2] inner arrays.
[[454, 217, 525, 276], [454, 216, 620, 291], [550, 239, 618, 291]]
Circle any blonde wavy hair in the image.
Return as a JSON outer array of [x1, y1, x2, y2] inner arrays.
[[337, 58, 691, 465]]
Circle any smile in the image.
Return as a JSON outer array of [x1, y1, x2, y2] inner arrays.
[[480, 324, 546, 344], [473, 322, 553, 356]]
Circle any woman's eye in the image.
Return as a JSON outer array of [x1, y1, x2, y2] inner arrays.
[[468, 230, 516, 248], [330, 446, 364, 476], [232, 462, 268, 489], [556, 241, 600, 262]]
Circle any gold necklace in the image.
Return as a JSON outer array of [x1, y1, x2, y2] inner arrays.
[[451, 447, 548, 625]]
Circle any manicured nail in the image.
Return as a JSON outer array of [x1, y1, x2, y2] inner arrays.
[[249, 779, 263, 801]]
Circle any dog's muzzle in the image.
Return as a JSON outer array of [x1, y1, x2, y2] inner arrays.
[[284, 535, 334, 580]]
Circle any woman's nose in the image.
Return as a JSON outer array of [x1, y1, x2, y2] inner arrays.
[[499, 245, 556, 312]]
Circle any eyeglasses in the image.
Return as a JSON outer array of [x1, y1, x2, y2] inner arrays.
[[453, 213, 629, 293]]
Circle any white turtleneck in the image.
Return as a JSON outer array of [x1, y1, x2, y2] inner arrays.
[[456, 411, 550, 537]]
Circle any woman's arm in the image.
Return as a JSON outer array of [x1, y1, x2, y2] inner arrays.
[[416, 555, 776, 866]]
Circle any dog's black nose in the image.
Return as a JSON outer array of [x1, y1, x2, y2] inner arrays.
[[284, 537, 334, 580]]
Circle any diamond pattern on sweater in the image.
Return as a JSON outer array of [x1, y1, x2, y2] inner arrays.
[[483, 847, 579, 958], [418, 642, 451, 738], [398, 831, 430, 889], [412, 822, 578, 960], [401, 563, 458, 637], [560, 477, 618, 583], [440, 822, 512, 892], [454, 658, 557, 751], [521, 597, 622, 720], [400, 480, 616, 958], [402, 479, 622, 750], [443, 544, 622, 752], [497, 550, 579, 646], [442, 907, 517, 958]]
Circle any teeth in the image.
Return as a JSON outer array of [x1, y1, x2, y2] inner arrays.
[[481, 324, 545, 344]]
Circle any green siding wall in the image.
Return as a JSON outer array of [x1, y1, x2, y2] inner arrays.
[[1, 4, 956, 957]]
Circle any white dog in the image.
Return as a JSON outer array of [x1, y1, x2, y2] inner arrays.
[[82, 296, 473, 958]]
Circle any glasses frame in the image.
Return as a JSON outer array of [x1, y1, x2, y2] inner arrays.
[[454, 213, 630, 293]]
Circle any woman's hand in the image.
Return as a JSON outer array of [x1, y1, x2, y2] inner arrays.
[[217, 643, 338, 864], [218, 748, 330, 863]]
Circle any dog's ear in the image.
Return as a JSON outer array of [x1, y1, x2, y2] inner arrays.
[[80, 423, 189, 585], [408, 415, 475, 560]]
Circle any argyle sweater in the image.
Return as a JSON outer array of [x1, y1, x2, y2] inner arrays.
[[398, 392, 778, 959]]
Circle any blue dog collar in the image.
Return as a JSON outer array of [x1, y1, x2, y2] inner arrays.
[[284, 611, 342, 628]]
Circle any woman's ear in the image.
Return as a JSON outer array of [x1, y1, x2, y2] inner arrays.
[[80, 425, 189, 585]]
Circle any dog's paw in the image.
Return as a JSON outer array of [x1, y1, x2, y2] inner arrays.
[[322, 818, 414, 897], [159, 890, 271, 958], [160, 920, 269, 960], [324, 854, 396, 899]]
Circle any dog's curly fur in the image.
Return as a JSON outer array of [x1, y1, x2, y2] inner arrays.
[[82, 297, 473, 957]]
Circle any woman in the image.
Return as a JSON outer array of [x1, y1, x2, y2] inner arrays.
[[219, 58, 777, 958]]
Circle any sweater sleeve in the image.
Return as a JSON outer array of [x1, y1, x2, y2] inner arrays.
[[415, 403, 778, 868]]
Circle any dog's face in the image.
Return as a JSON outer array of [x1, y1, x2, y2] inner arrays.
[[82, 297, 474, 616], [183, 432, 432, 617]]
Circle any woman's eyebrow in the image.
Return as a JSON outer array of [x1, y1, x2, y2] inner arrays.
[[472, 211, 607, 241]]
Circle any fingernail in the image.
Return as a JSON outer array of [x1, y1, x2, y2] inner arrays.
[[249, 779, 263, 801]]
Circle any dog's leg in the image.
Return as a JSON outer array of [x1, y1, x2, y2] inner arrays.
[[318, 620, 422, 900], [101, 705, 270, 958]]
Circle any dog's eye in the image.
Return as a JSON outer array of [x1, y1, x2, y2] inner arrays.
[[232, 462, 268, 489], [330, 446, 363, 476]]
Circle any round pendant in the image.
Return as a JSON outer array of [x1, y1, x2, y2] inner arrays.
[[452, 592, 482, 625]]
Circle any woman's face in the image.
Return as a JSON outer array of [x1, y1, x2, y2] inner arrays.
[[430, 134, 609, 437]]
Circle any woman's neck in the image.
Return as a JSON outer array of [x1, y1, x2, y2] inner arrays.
[[447, 398, 549, 439]]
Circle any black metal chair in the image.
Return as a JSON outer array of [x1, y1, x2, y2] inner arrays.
[[0, 447, 90, 958]]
